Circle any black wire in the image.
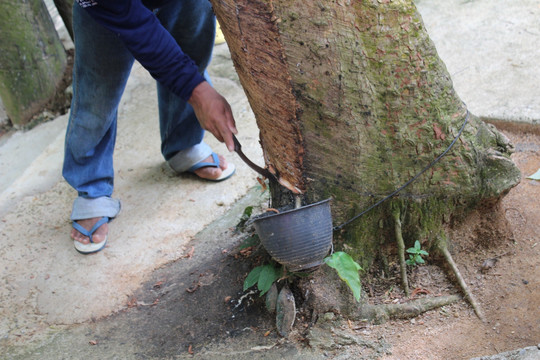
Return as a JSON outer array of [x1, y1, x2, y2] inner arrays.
[[333, 110, 470, 231]]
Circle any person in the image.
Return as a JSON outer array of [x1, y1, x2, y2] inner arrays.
[[63, 0, 237, 254]]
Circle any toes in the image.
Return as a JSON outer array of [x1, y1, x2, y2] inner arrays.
[[89, 233, 107, 245], [197, 166, 223, 180], [71, 229, 89, 244], [210, 167, 222, 178], [191, 154, 230, 180], [71, 218, 108, 245], [218, 155, 228, 170]]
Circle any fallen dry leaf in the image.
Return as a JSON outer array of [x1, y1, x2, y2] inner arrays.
[[89, 340, 98, 345], [224, 296, 232, 303], [188, 344, 194, 354], [256, 177, 267, 191], [239, 246, 253, 256], [127, 297, 138, 308], [264, 330, 271, 337], [186, 282, 200, 293], [184, 246, 195, 259], [411, 288, 431, 297]]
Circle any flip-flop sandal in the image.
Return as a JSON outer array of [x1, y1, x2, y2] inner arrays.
[[187, 152, 236, 182], [72, 216, 109, 254]]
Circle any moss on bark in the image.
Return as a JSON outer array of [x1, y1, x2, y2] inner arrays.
[[0, 0, 67, 126], [210, 0, 520, 270]]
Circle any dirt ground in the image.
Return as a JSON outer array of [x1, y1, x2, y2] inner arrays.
[[210, 129, 540, 360], [128, 129, 539, 360], [356, 129, 540, 359], [4, 130, 538, 360]]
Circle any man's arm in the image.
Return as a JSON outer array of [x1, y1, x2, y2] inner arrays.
[[79, 0, 204, 100], [77, 0, 237, 150], [188, 82, 237, 152]]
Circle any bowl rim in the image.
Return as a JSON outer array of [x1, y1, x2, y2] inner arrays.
[[253, 198, 332, 224]]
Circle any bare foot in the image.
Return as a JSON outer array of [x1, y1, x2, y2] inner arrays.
[[193, 154, 228, 180], [71, 217, 108, 245]]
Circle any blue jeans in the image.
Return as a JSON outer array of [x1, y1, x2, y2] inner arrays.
[[63, 1, 216, 220]]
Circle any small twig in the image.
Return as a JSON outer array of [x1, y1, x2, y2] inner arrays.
[[136, 299, 160, 307], [491, 250, 513, 260]]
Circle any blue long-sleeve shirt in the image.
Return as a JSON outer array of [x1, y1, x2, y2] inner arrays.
[[76, 0, 205, 101]]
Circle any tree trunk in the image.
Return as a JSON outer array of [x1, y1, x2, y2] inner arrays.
[[0, 0, 67, 127], [53, 0, 74, 41], [211, 0, 520, 270]]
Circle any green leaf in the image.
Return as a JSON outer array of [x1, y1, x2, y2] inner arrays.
[[416, 257, 425, 264], [324, 252, 362, 302], [419, 249, 429, 256], [257, 265, 280, 295], [414, 240, 421, 250], [407, 254, 420, 267], [242, 206, 254, 218], [236, 206, 254, 230], [243, 265, 263, 291], [527, 168, 540, 180], [406, 247, 417, 254]]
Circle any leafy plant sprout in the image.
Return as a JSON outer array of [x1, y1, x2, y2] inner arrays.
[[405, 240, 429, 266], [243, 262, 283, 296], [243, 251, 362, 302]]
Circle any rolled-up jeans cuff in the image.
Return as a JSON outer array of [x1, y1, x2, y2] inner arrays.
[[167, 142, 212, 173], [71, 196, 121, 221]]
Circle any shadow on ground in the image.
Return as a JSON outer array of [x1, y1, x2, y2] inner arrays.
[[4, 190, 314, 359]]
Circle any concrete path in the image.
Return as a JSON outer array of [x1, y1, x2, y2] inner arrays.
[[417, 0, 540, 129], [1, 0, 539, 359], [0, 44, 264, 351]]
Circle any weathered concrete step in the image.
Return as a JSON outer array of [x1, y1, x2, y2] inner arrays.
[[0, 115, 68, 215], [471, 344, 540, 360]]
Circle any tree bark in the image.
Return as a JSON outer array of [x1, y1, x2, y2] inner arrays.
[[0, 0, 67, 127], [211, 0, 520, 269]]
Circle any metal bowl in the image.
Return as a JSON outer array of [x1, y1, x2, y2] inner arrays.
[[253, 199, 333, 271]]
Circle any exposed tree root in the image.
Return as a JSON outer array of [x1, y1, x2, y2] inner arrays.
[[299, 264, 460, 325], [356, 295, 460, 323], [436, 238, 486, 322], [392, 207, 410, 296]]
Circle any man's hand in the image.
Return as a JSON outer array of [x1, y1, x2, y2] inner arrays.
[[188, 81, 238, 151]]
